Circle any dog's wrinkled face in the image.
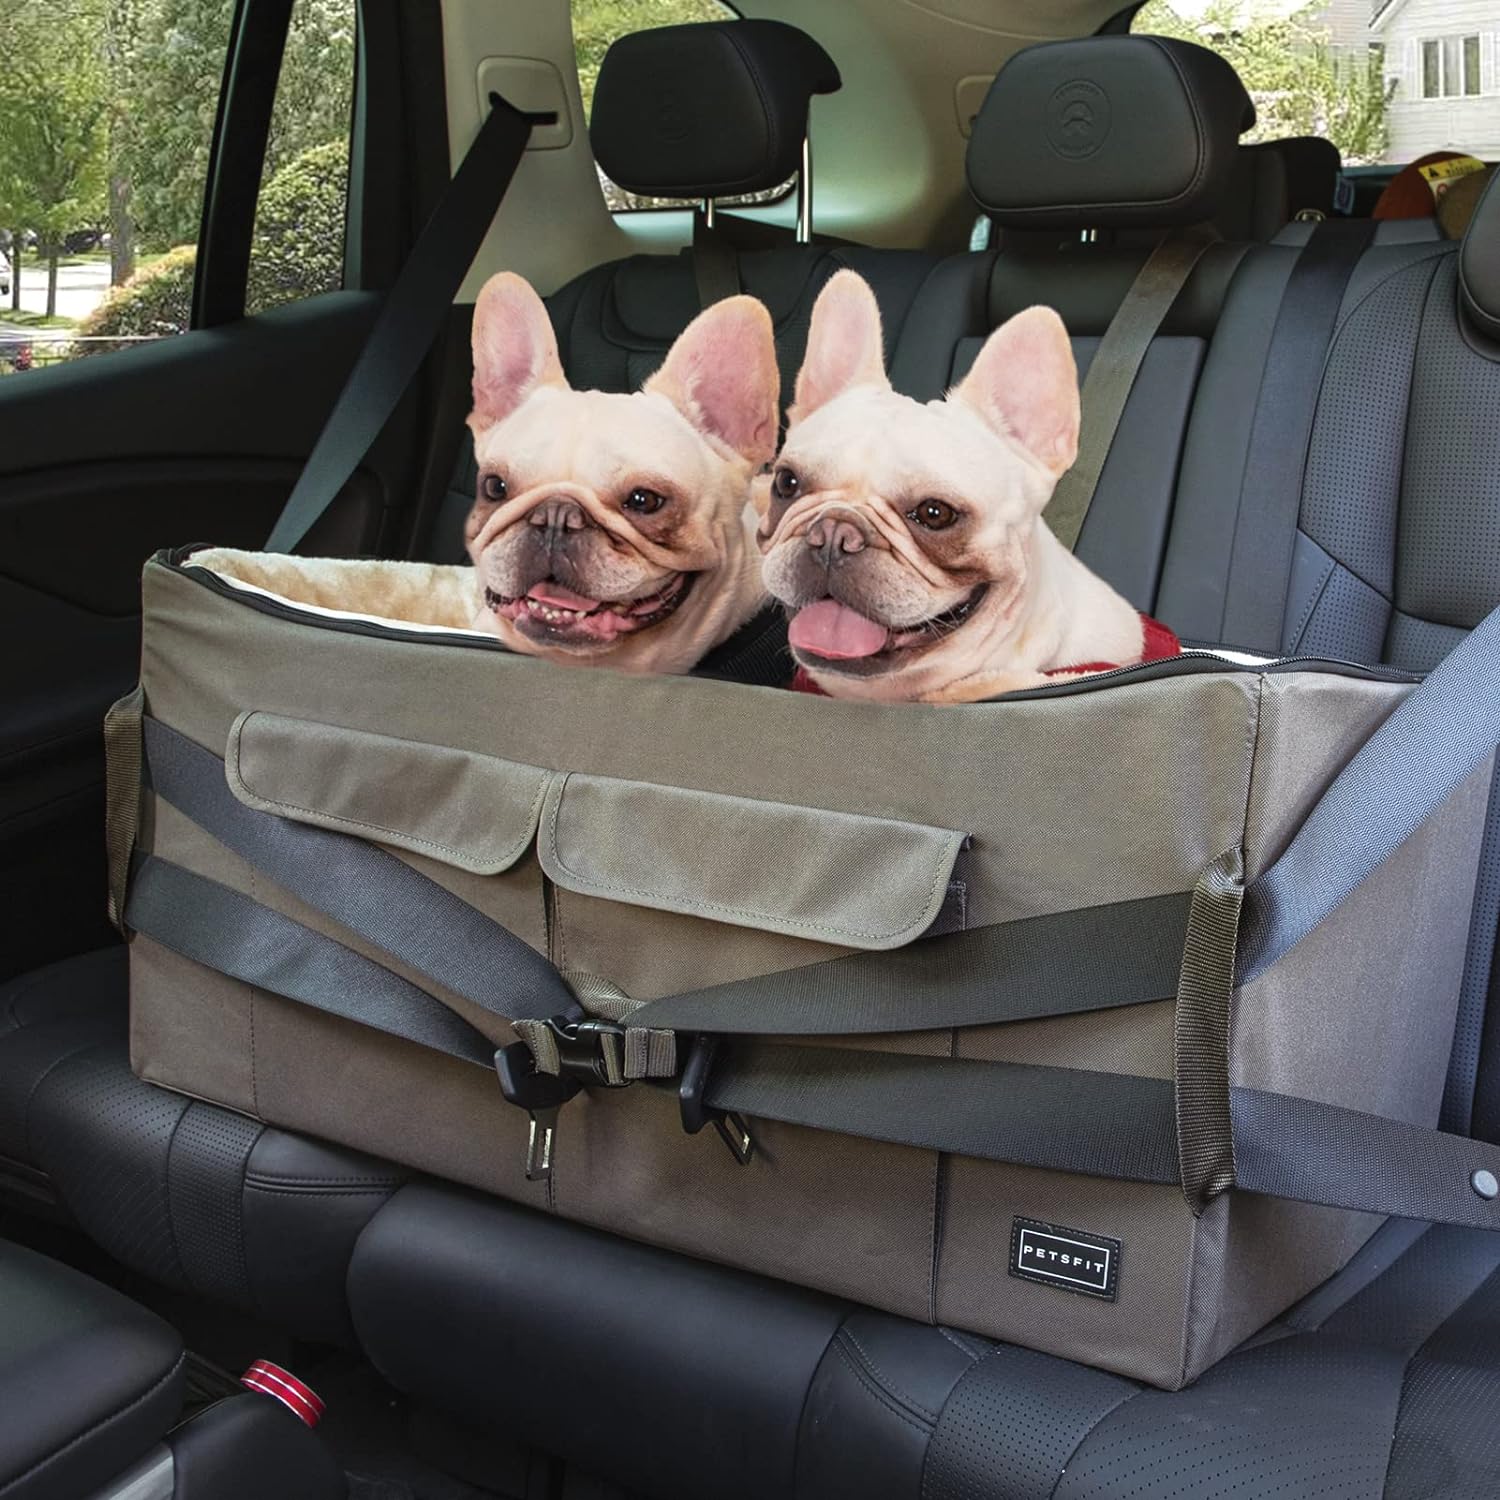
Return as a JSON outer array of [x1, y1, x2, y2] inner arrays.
[[465, 273, 778, 673], [760, 270, 1080, 700]]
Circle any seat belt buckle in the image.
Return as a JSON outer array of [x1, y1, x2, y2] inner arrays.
[[495, 1040, 581, 1183], [678, 1036, 755, 1166]]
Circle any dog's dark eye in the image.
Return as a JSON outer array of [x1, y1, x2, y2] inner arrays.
[[908, 499, 959, 531], [772, 466, 800, 501], [623, 487, 667, 516], [480, 473, 507, 503]]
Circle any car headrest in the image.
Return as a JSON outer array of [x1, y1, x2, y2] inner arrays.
[[1459, 167, 1500, 341], [968, 36, 1256, 230], [590, 20, 840, 201]]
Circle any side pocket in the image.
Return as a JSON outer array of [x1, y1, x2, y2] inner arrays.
[[538, 771, 969, 951]]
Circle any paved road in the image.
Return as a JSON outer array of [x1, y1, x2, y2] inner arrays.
[[11, 257, 111, 321]]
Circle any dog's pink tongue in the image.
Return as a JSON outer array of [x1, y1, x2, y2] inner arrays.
[[527, 582, 601, 611], [788, 600, 890, 660]]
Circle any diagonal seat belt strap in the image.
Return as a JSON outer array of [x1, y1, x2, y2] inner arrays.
[[1043, 227, 1216, 552], [141, 716, 576, 1023], [1239, 600, 1500, 983], [1219, 217, 1376, 653], [264, 94, 534, 554]]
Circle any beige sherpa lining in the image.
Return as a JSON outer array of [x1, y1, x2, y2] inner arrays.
[[188, 549, 485, 634]]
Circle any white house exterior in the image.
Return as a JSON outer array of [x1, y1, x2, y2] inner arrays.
[[1373, 0, 1500, 159]]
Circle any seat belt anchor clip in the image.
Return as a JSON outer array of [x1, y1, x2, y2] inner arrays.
[[679, 1035, 755, 1166]]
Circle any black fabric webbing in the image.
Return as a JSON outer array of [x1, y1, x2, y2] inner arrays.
[[1219, 217, 1376, 653], [691, 213, 742, 309], [1240, 601, 1500, 985], [692, 606, 791, 689], [630, 889, 1190, 1036], [1232, 1089, 1500, 1232], [1043, 227, 1215, 552], [1173, 848, 1243, 1214], [264, 95, 533, 554], [127, 854, 495, 1068], [142, 716, 576, 1023], [703, 1043, 1181, 1184]]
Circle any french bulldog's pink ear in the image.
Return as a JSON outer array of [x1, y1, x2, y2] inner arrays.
[[952, 306, 1079, 479], [790, 270, 890, 423], [468, 272, 568, 434], [645, 295, 780, 466]]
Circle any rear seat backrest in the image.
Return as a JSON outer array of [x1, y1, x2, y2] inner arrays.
[[889, 36, 1259, 613]]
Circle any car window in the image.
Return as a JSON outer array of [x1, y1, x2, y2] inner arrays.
[[572, 0, 796, 211], [246, 0, 356, 315], [0, 0, 233, 372], [0, 0, 353, 378], [1132, 0, 1392, 164]]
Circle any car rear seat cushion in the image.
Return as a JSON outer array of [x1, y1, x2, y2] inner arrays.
[[0, 948, 404, 1345], [0, 1237, 184, 1500], [348, 1188, 1500, 1500]]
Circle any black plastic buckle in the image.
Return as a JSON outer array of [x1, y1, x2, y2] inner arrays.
[[543, 1016, 631, 1088], [678, 1036, 755, 1166]]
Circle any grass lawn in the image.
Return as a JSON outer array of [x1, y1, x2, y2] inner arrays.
[[0, 308, 77, 329]]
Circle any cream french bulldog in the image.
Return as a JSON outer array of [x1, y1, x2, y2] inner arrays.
[[465, 272, 778, 673], [761, 270, 1165, 703]]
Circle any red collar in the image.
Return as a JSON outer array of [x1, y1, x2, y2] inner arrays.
[[789, 612, 1181, 695]]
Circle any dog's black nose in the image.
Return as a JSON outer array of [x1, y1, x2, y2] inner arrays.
[[528, 497, 591, 541], [807, 515, 867, 568]]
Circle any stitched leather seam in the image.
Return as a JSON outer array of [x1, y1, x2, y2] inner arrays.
[[840, 1326, 941, 1423], [243, 1173, 404, 1188], [244, 1185, 397, 1198], [935, 1326, 989, 1361], [0, 1349, 185, 1498], [832, 1339, 934, 1439]]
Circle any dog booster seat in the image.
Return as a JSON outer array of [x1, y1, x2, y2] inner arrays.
[[106, 546, 1500, 1390]]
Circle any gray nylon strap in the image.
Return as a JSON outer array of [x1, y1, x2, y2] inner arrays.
[[630, 889, 1191, 1036], [1232, 1088, 1500, 1231], [691, 213, 742, 308], [1239, 602, 1500, 985], [1173, 848, 1244, 1215], [1219, 216, 1377, 654], [103, 684, 145, 932], [704, 1043, 1182, 1184], [126, 855, 495, 1068], [1043, 227, 1216, 551], [142, 717, 577, 1024]]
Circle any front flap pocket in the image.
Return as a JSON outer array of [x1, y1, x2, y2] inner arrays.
[[538, 773, 968, 950], [227, 711, 549, 875]]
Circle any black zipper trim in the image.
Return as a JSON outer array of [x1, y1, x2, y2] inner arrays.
[[159, 551, 1421, 694]]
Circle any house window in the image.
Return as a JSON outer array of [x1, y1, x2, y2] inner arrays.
[[1420, 34, 1483, 99], [1422, 39, 1441, 97]]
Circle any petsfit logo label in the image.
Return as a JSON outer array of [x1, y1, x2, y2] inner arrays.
[[1009, 1218, 1120, 1301]]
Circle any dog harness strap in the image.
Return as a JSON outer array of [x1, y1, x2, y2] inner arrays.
[[1043, 227, 1218, 552], [264, 93, 534, 555]]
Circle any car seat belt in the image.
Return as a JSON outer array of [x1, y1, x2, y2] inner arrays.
[[1218, 217, 1377, 653], [691, 212, 743, 308], [1042, 226, 1217, 552], [263, 93, 534, 555]]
